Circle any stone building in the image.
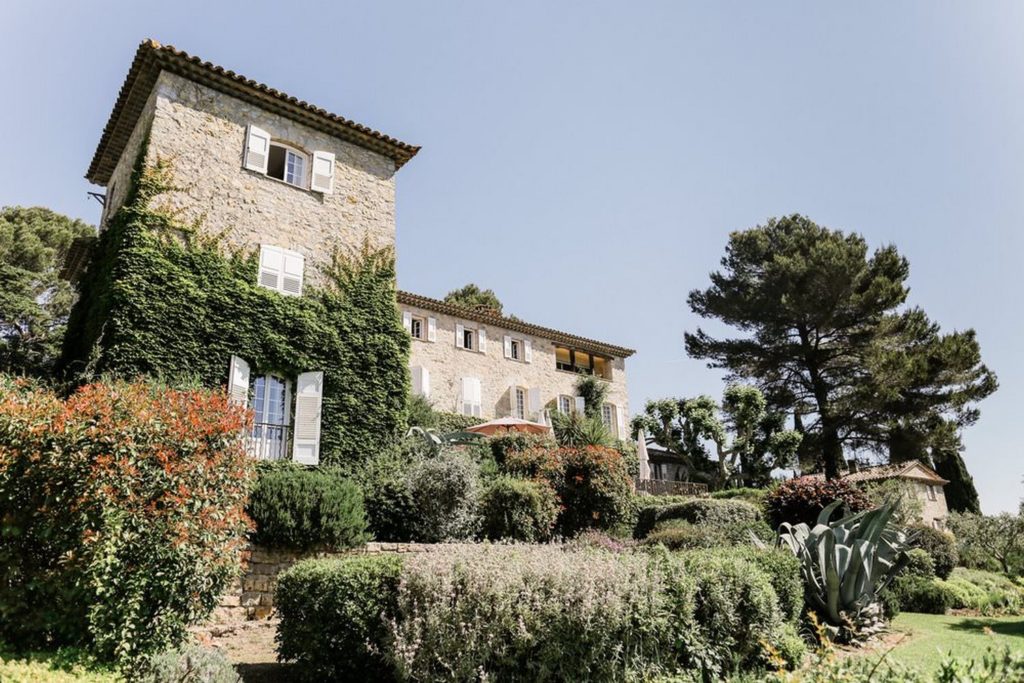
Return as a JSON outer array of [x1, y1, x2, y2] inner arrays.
[[808, 461, 950, 528], [398, 291, 634, 434], [70, 40, 634, 463]]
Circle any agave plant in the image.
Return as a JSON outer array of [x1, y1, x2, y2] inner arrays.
[[773, 500, 910, 636]]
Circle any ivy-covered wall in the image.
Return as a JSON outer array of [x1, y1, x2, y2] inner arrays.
[[60, 154, 410, 467]]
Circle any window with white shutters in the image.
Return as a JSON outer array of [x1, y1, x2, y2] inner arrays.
[[258, 245, 304, 296], [412, 366, 430, 397], [558, 395, 573, 415], [242, 123, 334, 194]]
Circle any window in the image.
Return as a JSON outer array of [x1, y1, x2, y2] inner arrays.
[[514, 387, 527, 419], [927, 485, 938, 502], [251, 374, 290, 461], [457, 324, 486, 352], [228, 356, 323, 465], [504, 335, 532, 363], [267, 143, 307, 188], [461, 377, 483, 417], [554, 345, 611, 378], [652, 463, 665, 480], [258, 245, 305, 296], [602, 404, 618, 437], [243, 125, 335, 194], [558, 395, 573, 415], [410, 316, 424, 340]]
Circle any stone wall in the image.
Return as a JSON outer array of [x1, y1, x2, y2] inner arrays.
[[109, 70, 398, 283], [403, 302, 630, 430], [212, 542, 441, 624]]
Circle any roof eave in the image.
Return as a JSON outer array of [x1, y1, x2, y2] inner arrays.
[[87, 39, 420, 185], [396, 290, 635, 359]]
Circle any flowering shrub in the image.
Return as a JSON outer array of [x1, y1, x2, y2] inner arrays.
[[388, 545, 676, 681], [0, 378, 253, 669], [479, 476, 559, 542], [276, 544, 803, 680], [763, 476, 870, 528], [505, 445, 634, 536], [247, 463, 368, 550]]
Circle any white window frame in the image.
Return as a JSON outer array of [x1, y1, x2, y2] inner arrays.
[[558, 395, 573, 415], [410, 315, 425, 341], [510, 339, 521, 361], [250, 373, 292, 461], [514, 386, 527, 420], [601, 404, 617, 436], [267, 141, 309, 189]]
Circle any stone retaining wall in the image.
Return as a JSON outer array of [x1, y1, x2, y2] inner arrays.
[[212, 542, 440, 624]]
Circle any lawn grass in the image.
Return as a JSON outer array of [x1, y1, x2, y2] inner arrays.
[[880, 612, 1024, 673], [0, 648, 121, 682]]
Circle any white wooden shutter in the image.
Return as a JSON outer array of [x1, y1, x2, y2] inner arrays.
[[616, 406, 627, 440], [402, 311, 413, 333], [259, 245, 283, 290], [455, 323, 465, 348], [528, 387, 541, 416], [427, 317, 437, 342], [292, 371, 324, 465], [524, 340, 533, 363], [478, 328, 487, 353], [280, 249, 304, 296], [575, 396, 586, 414], [412, 366, 430, 397], [244, 125, 271, 173], [462, 377, 481, 417], [503, 335, 512, 359], [228, 356, 250, 407], [310, 150, 336, 194]]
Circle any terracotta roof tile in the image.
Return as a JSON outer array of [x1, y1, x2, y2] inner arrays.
[[803, 460, 949, 485], [397, 290, 635, 359], [87, 39, 419, 184]]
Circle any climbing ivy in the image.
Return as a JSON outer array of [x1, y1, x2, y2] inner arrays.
[[60, 152, 410, 467]]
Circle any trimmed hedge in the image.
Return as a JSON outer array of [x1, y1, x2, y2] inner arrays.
[[635, 498, 761, 539], [276, 544, 803, 680], [247, 464, 368, 550], [479, 476, 559, 542], [643, 519, 774, 551], [889, 576, 956, 614], [276, 555, 403, 681]]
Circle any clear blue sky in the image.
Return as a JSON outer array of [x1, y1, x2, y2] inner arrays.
[[2, 2, 1021, 512]]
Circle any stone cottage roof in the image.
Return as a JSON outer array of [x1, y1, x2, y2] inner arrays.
[[805, 460, 949, 486], [87, 39, 420, 184], [397, 290, 636, 359]]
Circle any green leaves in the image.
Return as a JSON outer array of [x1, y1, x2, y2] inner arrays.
[[777, 500, 910, 632], [686, 214, 996, 479]]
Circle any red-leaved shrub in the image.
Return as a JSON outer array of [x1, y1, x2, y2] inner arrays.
[[763, 476, 870, 529], [0, 377, 253, 668], [505, 445, 634, 536]]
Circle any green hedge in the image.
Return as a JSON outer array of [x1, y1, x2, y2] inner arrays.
[[908, 524, 958, 580], [479, 476, 559, 542], [635, 498, 761, 539], [276, 544, 803, 681], [59, 155, 409, 468], [276, 555, 403, 681], [889, 576, 956, 614], [247, 464, 369, 550], [643, 519, 773, 551]]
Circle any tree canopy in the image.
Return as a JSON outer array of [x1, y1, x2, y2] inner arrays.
[[443, 283, 504, 315], [631, 385, 801, 489], [685, 214, 996, 481], [0, 206, 93, 378]]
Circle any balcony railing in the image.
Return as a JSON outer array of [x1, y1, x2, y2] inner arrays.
[[636, 479, 708, 497], [247, 423, 291, 461]]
